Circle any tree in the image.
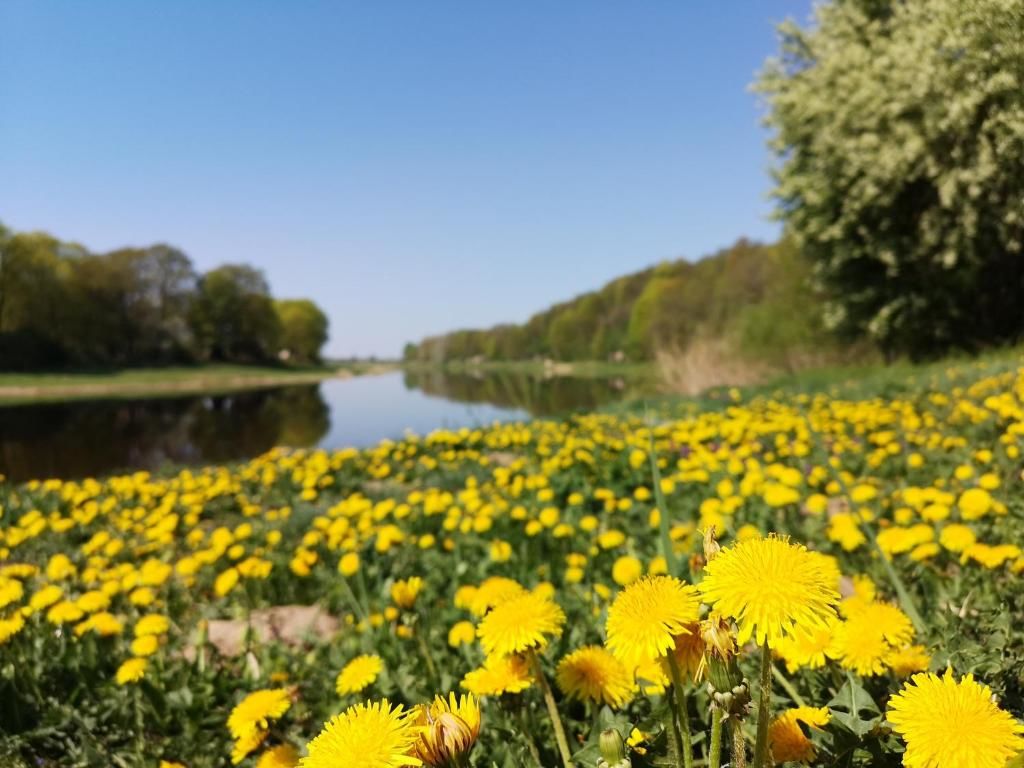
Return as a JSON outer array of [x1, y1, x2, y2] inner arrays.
[[190, 265, 281, 363], [757, 0, 1024, 358], [274, 299, 329, 364]]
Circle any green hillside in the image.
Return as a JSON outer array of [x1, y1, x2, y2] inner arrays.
[[405, 238, 843, 373]]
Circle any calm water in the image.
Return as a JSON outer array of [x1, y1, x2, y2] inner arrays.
[[0, 369, 653, 482]]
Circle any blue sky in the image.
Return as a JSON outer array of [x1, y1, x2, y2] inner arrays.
[[1, 1, 812, 357]]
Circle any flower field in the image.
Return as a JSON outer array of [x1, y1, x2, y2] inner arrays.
[[2, 357, 1024, 768]]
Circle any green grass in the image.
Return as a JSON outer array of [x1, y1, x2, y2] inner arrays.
[[0, 361, 397, 404]]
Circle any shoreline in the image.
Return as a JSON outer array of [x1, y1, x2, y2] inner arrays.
[[0, 363, 398, 404]]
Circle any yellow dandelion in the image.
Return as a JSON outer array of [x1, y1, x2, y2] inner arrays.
[[698, 536, 839, 647], [461, 654, 533, 696], [666, 623, 707, 683], [828, 602, 914, 676], [228, 688, 292, 741], [476, 591, 565, 657], [256, 744, 300, 768], [336, 654, 384, 696], [888, 670, 1024, 768], [611, 555, 643, 586], [233, 730, 268, 765], [605, 575, 701, 668], [134, 613, 170, 636], [768, 706, 830, 763], [773, 620, 836, 674], [466, 577, 526, 617], [885, 645, 932, 678], [413, 693, 481, 767], [391, 577, 422, 609], [447, 620, 476, 648], [300, 699, 421, 768], [0, 613, 26, 645], [0, 578, 24, 610], [115, 657, 147, 685], [555, 646, 634, 708]]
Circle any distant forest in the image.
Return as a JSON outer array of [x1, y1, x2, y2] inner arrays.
[[405, 238, 835, 368], [0, 223, 328, 371]]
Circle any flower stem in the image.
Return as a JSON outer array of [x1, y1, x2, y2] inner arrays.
[[752, 642, 773, 768], [665, 652, 694, 768], [415, 624, 439, 685], [731, 720, 747, 768], [708, 707, 723, 768], [531, 651, 574, 768], [665, 689, 685, 767], [771, 664, 806, 708]]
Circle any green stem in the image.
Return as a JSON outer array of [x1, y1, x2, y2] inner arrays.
[[648, 424, 681, 577], [731, 720, 747, 768], [708, 707, 723, 768], [772, 664, 806, 708], [414, 622, 439, 685], [665, 652, 694, 768], [531, 651, 574, 768], [752, 642, 773, 768], [340, 576, 368, 623], [665, 689, 686, 767]]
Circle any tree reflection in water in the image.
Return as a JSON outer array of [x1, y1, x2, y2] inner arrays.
[[0, 385, 329, 482]]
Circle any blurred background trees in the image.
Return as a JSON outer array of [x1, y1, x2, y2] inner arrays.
[[0, 225, 329, 371], [757, 0, 1024, 359]]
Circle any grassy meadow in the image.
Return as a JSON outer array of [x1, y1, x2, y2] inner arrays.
[[1, 350, 1023, 767]]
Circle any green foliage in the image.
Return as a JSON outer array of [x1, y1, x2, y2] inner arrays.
[[274, 299, 329, 364], [410, 239, 828, 365], [757, 0, 1024, 358], [0, 223, 329, 370]]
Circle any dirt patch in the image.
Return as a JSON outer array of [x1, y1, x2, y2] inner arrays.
[[202, 604, 340, 657]]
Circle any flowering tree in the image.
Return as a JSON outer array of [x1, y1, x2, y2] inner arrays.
[[758, 0, 1024, 358]]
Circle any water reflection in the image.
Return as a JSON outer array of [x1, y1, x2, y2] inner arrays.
[[402, 368, 648, 417], [0, 386, 329, 483], [0, 369, 654, 482]]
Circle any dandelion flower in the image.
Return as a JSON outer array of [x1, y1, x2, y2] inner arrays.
[[828, 602, 914, 676], [461, 654, 533, 696], [115, 657, 147, 685], [256, 744, 299, 768], [556, 646, 634, 708], [698, 536, 839, 647], [605, 575, 701, 668], [774, 621, 836, 674], [336, 654, 384, 695], [391, 577, 422, 609], [888, 670, 1024, 768], [768, 706, 830, 763], [476, 591, 565, 657], [0, 613, 25, 645], [134, 613, 170, 637], [228, 689, 292, 764], [301, 699, 421, 768], [885, 645, 932, 678], [413, 693, 481, 766], [466, 577, 526, 617], [447, 620, 476, 648]]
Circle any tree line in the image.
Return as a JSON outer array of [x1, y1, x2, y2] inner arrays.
[[410, 0, 1024, 366], [405, 238, 832, 366], [0, 223, 329, 371]]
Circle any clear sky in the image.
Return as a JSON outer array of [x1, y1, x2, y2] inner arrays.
[[1, 1, 812, 357]]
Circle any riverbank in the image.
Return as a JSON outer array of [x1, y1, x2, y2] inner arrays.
[[403, 358, 656, 379], [0, 362, 397, 404]]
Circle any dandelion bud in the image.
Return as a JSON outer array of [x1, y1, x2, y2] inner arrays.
[[597, 728, 631, 768], [414, 693, 481, 768], [703, 525, 722, 562]]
